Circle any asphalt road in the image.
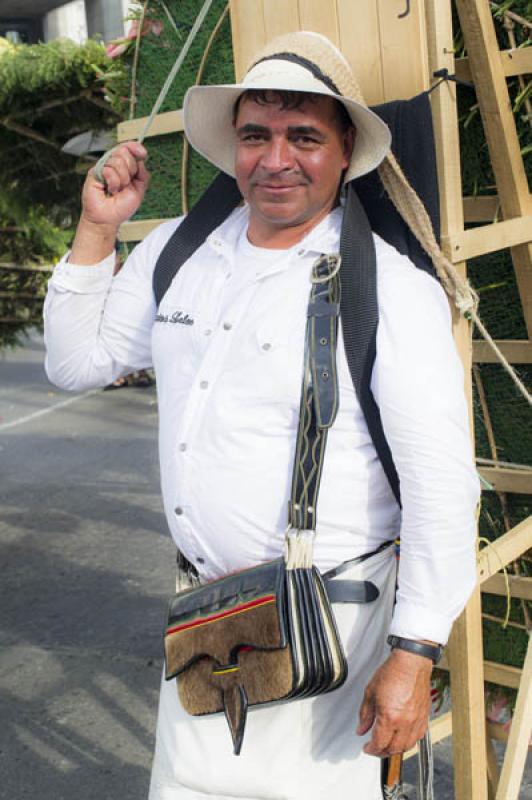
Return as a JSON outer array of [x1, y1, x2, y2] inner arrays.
[[0, 331, 173, 800], [1, 331, 530, 800]]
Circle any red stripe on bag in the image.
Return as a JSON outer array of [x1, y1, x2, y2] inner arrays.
[[166, 594, 276, 636]]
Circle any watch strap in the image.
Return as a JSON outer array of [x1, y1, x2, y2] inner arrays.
[[387, 635, 442, 664]]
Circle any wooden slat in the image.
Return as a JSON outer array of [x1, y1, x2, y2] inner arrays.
[[443, 215, 532, 262], [447, 590, 489, 800], [439, 656, 522, 690], [0, 292, 44, 300], [455, 0, 532, 338], [229, 0, 266, 80], [495, 636, 532, 800], [337, 0, 384, 105], [119, 218, 170, 242], [0, 262, 53, 272], [473, 339, 532, 364], [463, 195, 500, 223], [455, 47, 532, 81], [454, 47, 532, 81], [488, 719, 532, 748], [261, 0, 299, 39], [0, 318, 42, 324], [117, 110, 184, 143], [478, 466, 532, 495], [478, 516, 532, 583], [298, 0, 339, 47], [488, 720, 509, 744], [482, 573, 532, 602], [377, 0, 430, 101], [404, 711, 453, 759]]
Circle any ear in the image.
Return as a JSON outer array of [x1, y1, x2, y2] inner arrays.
[[342, 126, 356, 170]]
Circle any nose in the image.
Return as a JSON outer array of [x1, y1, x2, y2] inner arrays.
[[259, 136, 294, 173]]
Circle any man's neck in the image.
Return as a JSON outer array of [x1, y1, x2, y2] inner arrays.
[[246, 206, 334, 250]]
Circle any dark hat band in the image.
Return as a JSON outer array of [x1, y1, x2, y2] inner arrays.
[[251, 52, 342, 96]]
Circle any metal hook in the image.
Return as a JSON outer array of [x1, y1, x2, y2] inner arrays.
[[398, 0, 410, 19]]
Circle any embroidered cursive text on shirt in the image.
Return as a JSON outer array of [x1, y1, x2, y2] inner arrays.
[[155, 310, 194, 326]]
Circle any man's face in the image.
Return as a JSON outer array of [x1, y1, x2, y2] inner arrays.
[[234, 93, 355, 245]]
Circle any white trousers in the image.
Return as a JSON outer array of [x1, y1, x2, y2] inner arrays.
[[148, 545, 396, 800]]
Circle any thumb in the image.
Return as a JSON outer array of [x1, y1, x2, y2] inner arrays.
[[357, 689, 375, 735]]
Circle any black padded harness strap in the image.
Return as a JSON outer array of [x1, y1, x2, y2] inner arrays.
[[153, 172, 241, 307], [339, 185, 401, 506]]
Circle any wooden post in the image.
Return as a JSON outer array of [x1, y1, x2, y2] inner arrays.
[[424, 1, 488, 798], [495, 634, 532, 800]]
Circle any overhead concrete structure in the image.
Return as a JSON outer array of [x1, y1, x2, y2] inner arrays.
[[0, 0, 69, 16]]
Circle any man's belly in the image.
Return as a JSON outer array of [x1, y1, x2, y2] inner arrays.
[[160, 414, 400, 580]]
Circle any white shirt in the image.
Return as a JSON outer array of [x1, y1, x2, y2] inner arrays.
[[44, 205, 480, 644]]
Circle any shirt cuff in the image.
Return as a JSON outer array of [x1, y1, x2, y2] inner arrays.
[[389, 601, 456, 646], [49, 250, 116, 293]]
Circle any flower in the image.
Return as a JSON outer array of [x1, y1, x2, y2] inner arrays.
[[105, 15, 164, 60]]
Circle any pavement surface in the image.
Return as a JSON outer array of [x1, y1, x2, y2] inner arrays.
[[1, 331, 530, 800]]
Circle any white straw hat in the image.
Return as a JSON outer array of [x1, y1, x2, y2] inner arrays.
[[183, 31, 391, 183]]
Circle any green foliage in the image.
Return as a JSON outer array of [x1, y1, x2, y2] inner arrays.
[[123, 0, 234, 219], [0, 37, 127, 347]]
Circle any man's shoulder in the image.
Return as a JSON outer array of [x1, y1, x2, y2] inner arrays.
[[374, 233, 448, 313]]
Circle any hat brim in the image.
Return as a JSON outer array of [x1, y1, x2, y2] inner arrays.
[[183, 82, 391, 184]]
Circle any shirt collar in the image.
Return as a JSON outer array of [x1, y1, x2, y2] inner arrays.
[[205, 203, 343, 277]]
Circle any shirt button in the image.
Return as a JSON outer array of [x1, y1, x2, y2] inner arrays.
[[225, 273, 232, 280], [223, 322, 232, 331], [262, 342, 272, 351], [178, 443, 187, 452], [174, 506, 184, 516], [204, 328, 212, 336], [196, 556, 205, 565], [298, 248, 305, 256], [200, 380, 209, 390]]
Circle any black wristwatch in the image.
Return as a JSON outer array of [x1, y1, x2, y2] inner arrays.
[[387, 635, 443, 664]]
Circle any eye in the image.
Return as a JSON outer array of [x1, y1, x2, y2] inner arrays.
[[291, 134, 319, 146], [240, 133, 267, 143]]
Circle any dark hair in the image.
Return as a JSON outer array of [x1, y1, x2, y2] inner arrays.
[[232, 89, 354, 134]]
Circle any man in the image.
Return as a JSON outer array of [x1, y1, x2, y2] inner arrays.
[[44, 31, 479, 800]]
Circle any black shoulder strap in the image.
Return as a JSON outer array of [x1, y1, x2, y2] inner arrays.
[[340, 184, 401, 506], [153, 172, 241, 307]]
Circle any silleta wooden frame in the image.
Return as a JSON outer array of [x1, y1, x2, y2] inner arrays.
[[118, 2, 532, 797]]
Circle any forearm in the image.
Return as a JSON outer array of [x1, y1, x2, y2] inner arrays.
[[70, 216, 119, 266]]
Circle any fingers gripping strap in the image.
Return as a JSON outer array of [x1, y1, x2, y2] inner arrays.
[[289, 255, 341, 531]]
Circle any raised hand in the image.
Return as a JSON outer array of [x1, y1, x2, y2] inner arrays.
[[81, 142, 150, 229], [70, 142, 150, 265]]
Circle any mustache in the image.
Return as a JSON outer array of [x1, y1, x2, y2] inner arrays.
[[249, 169, 311, 187]]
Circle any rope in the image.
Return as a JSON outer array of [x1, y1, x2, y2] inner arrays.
[[478, 536, 512, 629], [181, 2, 230, 214], [377, 152, 531, 407], [129, 1, 149, 121], [94, 0, 216, 183]]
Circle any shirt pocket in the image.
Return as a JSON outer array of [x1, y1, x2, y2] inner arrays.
[[222, 314, 306, 416]]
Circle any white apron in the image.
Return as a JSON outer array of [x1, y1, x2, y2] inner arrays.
[[148, 545, 396, 800]]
